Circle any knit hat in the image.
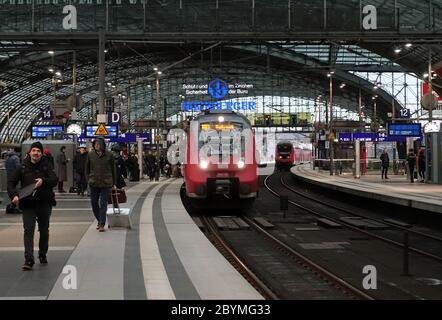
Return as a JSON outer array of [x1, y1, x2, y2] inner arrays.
[[30, 141, 44, 153]]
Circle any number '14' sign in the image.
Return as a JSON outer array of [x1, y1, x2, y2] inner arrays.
[[42, 109, 54, 120]]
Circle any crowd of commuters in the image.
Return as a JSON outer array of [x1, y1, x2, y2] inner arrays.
[[4, 140, 178, 271]]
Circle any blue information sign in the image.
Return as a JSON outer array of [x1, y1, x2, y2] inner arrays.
[[208, 79, 229, 99], [31, 125, 64, 138], [338, 133, 352, 142], [78, 132, 149, 143], [387, 123, 421, 137], [85, 125, 118, 138], [339, 132, 421, 142]]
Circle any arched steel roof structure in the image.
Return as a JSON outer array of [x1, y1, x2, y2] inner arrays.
[[0, 0, 441, 142]]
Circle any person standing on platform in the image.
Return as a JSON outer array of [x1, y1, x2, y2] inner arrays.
[[86, 137, 116, 232], [418, 147, 426, 183], [7, 141, 58, 270], [380, 148, 389, 180], [5, 147, 22, 214], [406, 149, 417, 183], [43, 148, 54, 168], [5, 147, 21, 179], [56, 146, 68, 193], [111, 145, 127, 190], [73, 146, 88, 196]]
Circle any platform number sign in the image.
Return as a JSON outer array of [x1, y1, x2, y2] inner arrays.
[[41, 109, 54, 120], [398, 108, 411, 118]]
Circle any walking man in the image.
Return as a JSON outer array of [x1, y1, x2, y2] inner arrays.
[[380, 148, 389, 180], [85, 137, 116, 232], [7, 141, 58, 270]]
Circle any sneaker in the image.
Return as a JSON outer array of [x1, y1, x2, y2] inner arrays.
[[39, 256, 48, 264], [99, 226, 105, 232], [96, 224, 101, 230], [22, 261, 34, 271]]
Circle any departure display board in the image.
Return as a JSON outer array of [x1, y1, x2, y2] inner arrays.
[[387, 123, 421, 137], [31, 125, 64, 138]]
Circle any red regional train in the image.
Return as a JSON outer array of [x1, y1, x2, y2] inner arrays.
[[275, 141, 312, 169], [182, 110, 258, 210]]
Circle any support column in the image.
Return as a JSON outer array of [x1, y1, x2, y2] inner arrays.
[[137, 138, 143, 179], [98, 29, 106, 116], [329, 74, 334, 176], [355, 139, 360, 179], [155, 75, 160, 181]]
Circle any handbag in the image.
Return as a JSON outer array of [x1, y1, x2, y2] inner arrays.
[[108, 188, 127, 205]]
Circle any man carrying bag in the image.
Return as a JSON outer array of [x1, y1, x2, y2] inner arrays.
[[7, 141, 58, 271]]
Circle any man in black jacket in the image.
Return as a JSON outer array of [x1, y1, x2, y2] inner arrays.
[[380, 148, 389, 180], [7, 141, 58, 271]]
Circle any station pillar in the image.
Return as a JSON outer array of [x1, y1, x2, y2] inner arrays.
[[355, 139, 360, 179], [406, 137, 414, 181], [137, 138, 144, 179]]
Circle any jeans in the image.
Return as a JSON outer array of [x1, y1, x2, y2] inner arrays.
[[22, 204, 51, 263], [90, 186, 111, 226], [381, 166, 388, 179], [409, 165, 415, 182], [76, 173, 87, 194]]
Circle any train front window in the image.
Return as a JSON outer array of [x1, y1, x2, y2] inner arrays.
[[198, 122, 246, 160], [277, 144, 292, 153]]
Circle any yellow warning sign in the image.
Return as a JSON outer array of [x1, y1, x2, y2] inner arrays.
[[95, 123, 109, 136]]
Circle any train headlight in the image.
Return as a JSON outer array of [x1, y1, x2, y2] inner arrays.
[[237, 160, 245, 169], [200, 160, 209, 169], [218, 116, 224, 123]]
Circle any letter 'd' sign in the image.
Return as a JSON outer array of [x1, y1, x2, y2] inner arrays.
[[108, 112, 121, 124]]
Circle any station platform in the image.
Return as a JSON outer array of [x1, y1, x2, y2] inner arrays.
[[0, 179, 262, 300], [292, 164, 442, 215]]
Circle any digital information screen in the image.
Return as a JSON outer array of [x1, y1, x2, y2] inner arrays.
[[84, 125, 119, 138], [387, 123, 421, 137], [31, 125, 64, 138]]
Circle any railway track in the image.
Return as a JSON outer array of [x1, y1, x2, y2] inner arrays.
[[264, 171, 442, 263], [199, 215, 374, 300], [199, 215, 278, 300]]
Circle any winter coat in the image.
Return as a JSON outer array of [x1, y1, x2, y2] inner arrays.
[[5, 151, 20, 178], [418, 150, 426, 168], [7, 156, 58, 209], [114, 155, 127, 189], [380, 153, 389, 168], [85, 138, 116, 188], [406, 152, 416, 168], [56, 152, 68, 181], [73, 152, 87, 175]]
